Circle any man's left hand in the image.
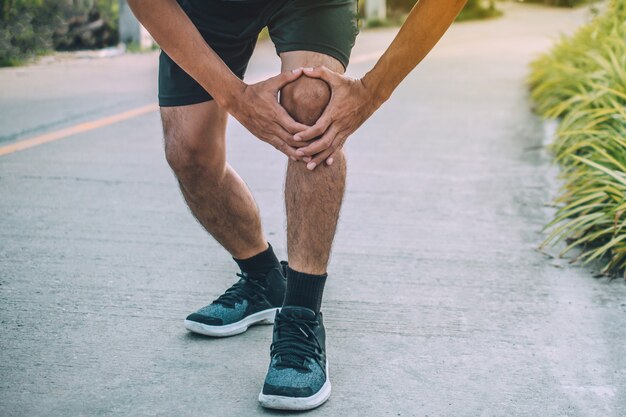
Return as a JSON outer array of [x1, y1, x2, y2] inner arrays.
[[293, 66, 384, 170]]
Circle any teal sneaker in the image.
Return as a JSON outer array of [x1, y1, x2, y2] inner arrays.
[[258, 306, 331, 410], [184, 262, 287, 337]]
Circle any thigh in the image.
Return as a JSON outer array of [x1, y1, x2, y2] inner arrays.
[[160, 100, 228, 157], [269, 0, 359, 72], [280, 51, 345, 74]]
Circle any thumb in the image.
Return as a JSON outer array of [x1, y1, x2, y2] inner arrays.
[[302, 66, 339, 86], [268, 68, 303, 90]]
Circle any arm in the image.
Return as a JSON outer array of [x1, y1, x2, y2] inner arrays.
[[362, 0, 468, 104], [128, 0, 308, 159], [294, 0, 468, 169]]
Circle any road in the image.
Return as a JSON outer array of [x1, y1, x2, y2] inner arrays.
[[1, 3, 625, 416]]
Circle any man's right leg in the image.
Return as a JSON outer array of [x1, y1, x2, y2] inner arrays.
[[161, 101, 286, 337]]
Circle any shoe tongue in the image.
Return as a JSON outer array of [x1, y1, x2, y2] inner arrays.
[[280, 306, 316, 320], [275, 306, 317, 372]]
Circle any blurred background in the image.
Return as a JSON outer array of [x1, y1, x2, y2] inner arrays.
[[0, 0, 603, 66], [1, 1, 625, 416]]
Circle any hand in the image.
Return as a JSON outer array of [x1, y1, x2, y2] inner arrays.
[[293, 66, 385, 170], [224, 69, 309, 160]]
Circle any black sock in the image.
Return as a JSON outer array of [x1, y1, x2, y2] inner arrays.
[[283, 266, 327, 313], [233, 243, 280, 278]]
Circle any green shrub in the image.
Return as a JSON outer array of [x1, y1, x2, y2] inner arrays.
[[0, 0, 63, 65], [528, 0, 626, 276], [519, 0, 591, 7], [0, 0, 118, 66], [456, 0, 502, 21], [381, 0, 501, 22]]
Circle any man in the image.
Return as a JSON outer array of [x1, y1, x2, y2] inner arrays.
[[128, 0, 466, 410]]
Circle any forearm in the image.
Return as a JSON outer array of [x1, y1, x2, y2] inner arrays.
[[128, 0, 244, 107], [362, 0, 467, 104]]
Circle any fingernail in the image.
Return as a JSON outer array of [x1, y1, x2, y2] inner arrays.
[[291, 68, 301, 73], [307, 162, 316, 170], [303, 156, 311, 162], [327, 158, 334, 166], [294, 135, 301, 141], [290, 156, 296, 161], [303, 67, 314, 72], [296, 150, 304, 156]]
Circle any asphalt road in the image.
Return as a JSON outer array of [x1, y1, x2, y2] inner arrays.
[[1, 3, 625, 416]]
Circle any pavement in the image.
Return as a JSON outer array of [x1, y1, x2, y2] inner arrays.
[[1, 3, 625, 416]]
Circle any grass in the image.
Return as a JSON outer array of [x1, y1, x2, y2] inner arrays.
[[126, 41, 160, 53], [365, 17, 404, 28], [528, 0, 626, 277]]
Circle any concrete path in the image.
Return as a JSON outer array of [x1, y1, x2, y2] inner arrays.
[[1, 3, 625, 416]]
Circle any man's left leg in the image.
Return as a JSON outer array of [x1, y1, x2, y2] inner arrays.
[[258, 51, 346, 411]]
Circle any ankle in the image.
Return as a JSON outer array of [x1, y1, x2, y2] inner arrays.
[[287, 260, 327, 276], [233, 242, 280, 277], [283, 266, 327, 313]]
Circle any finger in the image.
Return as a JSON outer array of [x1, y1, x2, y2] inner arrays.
[[308, 134, 347, 170], [302, 66, 340, 86], [295, 124, 339, 157], [274, 104, 310, 133], [306, 148, 333, 171], [293, 113, 332, 142], [289, 139, 310, 148], [326, 149, 340, 166], [267, 135, 299, 160], [272, 123, 309, 149], [268, 68, 304, 91]]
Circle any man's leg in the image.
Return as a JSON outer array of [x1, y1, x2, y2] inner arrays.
[[281, 52, 346, 312], [258, 51, 345, 410], [281, 51, 346, 276], [161, 101, 267, 259], [162, 101, 286, 337]]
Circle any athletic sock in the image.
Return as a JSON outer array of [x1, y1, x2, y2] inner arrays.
[[233, 243, 280, 278], [283, 266, 327, 314]]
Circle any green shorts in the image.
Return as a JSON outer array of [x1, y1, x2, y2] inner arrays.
[[158, 0, 359, 107]]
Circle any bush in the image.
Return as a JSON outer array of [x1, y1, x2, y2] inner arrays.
[[1, 0, 63, 65], [381, 0, 501, 22], [456, 0, 502, 21], [528, 0, 626, 276], [519, 0, 591, 7], [0, 0, 118, 66]]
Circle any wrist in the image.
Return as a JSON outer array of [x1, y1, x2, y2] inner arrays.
[[209, 75, 247, 111], [361, 71, 392, 107]]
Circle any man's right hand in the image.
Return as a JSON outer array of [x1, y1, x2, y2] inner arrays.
[[222, 69, 310, 161], [128, 1, 311, 160]]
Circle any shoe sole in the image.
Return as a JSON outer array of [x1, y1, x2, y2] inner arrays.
[[184, 307, 279, 337], [258, 361, 331, 411]]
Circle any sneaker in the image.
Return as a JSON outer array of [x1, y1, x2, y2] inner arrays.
[[258, 306, 331, 410], [184, 262, 287, 337]]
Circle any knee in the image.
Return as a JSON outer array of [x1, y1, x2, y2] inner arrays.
[[162, 122, 225, 184], [280, 77, 331, 126]]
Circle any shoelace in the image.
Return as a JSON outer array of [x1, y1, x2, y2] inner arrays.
[[213, 273, 268, 308], [270, 311, 323, 372]]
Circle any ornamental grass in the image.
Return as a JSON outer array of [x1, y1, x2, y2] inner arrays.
[[528, 0, 626, 276]]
